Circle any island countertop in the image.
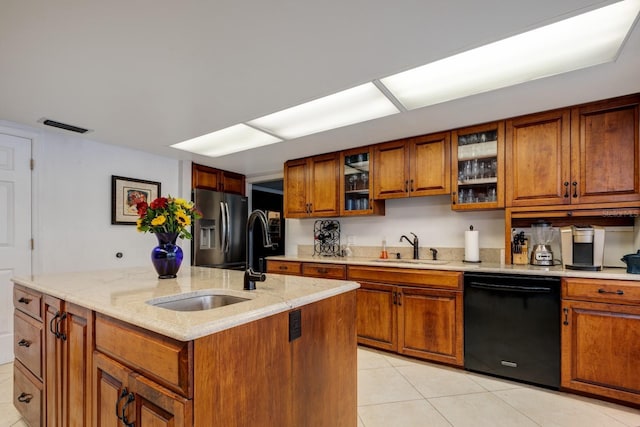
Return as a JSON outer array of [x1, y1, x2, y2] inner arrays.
[[11, 266, 359, 341]]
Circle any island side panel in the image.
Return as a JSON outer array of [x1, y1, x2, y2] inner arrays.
[[193, 310, 293, 426], [193, 290, 358, 426], [291, 290, 358, 427]]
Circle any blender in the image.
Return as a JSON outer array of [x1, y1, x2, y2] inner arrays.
[[530, 221, 555, 266]]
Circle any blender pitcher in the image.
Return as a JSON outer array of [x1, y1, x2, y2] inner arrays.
[[530, 221, 555, 266]]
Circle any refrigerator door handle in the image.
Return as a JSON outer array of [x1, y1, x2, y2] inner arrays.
[[224, 202, 232, 253], [220, 201, 227, 253]]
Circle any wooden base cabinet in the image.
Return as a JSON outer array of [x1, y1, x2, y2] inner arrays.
[[561, 278, 640, 406], [352, 267, 463, 366]]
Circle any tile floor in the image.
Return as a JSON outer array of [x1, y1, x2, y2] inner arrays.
[[2, 347, 639, 427]]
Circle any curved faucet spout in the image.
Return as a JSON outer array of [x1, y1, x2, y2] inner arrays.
[[244, 209, 276, 290], [399, 232, 419, 259]]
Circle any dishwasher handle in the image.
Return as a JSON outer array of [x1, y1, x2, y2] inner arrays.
[[469, 282, 552, 293]]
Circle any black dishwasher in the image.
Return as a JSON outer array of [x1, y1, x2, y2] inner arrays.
[[464, 272, 560, 389]]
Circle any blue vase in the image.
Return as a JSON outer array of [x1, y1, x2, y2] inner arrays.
[[151, 232, 183, 279]]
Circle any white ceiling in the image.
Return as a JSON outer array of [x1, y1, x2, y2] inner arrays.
[[1, 0, 639, 179]]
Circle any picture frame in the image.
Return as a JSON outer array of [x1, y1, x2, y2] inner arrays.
[[111, 175, 161, 225]]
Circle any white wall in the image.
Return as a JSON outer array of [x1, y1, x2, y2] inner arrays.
[[285, 195, 505, 255], [27, 126, 191, 274]]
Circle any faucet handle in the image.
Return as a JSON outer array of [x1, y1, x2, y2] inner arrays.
[[410, 232, 418, 241], [429, 248, 438, 260]]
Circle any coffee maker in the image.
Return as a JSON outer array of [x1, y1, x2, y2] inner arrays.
[[560, 225, 605, 271]]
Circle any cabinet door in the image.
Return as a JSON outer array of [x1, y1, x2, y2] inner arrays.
[[397, 287, 463, 366], [308, 153, 339, 217], [373, 139, 409, 199], [44, 296, 63, 427], [409, 132, 450, 197], [62, 302, 93, 427], [191, 164, 220, 191], [356, 282, 397, 351], [571, 94, 640, 205], [129, 374, 193, 427], [506, 109, 571, 207], [284, 158, 310, 218], [93, 352, 132, 427], [561, 300, 640, 405], [221, 171, 245, 196]]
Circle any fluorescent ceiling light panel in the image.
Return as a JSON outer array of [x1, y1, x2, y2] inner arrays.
[[248, 83, 400, 139], [381, 0, 640, 110], [171, 124, 282, 157]]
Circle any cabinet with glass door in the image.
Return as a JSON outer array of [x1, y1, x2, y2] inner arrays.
[[340, 147, 384, 216], [451, 122, 505, 210]]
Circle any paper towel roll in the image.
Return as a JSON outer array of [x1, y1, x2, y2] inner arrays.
[[465, 229, 480, 262]]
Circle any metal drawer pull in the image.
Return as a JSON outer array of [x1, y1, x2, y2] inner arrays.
[[317, 268, 328, 274], [17, 392, 33, 403], [597, 289, 624, 295], [122, 392, 135, 427], [18, 339, 31, 347], [18, 297, 32, 304], [279, 265, 288, 270]]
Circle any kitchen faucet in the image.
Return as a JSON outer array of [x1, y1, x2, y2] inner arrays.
[[400, 232, 419, 259], [244, 209, 277, 290]]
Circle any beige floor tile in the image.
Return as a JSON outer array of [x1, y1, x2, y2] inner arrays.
[[357, 415, 365, 427], [396, 363, 486, 398], [466, 371, 525, 392], [494, 387, 633, 427], [429, 392, 539, 427], [358, 367, 422, 406], [10, 421, 29, 427], [359, 400, 453, 427], [591, 399, 640, 426], [358, 348, 393, 370], [0, 402, 23, 427]]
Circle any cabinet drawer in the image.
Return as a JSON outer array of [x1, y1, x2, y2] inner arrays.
[[95, 314, 193, 397], [14, 309, 43, 380], [14, 285, 42, 321], [348, 266, 462, 290], [563, 278, 640, 304], [266, 260, 302, 275], [302, 263, 346, 279], [14, 360, 43, 427]]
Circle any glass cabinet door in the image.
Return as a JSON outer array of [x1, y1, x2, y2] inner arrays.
[[452, 122, 504, 210], [340, 147, 384, 216]]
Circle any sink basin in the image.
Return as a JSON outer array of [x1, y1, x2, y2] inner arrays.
[[369, 259, 449, 265], [148, 293, 251, 312]]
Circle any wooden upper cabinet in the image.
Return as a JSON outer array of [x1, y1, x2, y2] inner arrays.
[[506, 94, 640, 208], [506, 108, 571, 207], [340, 146, 384, 216], [373, 132, 450, 199], [570, 94, 640, 205], [451, 121, 505, 210], [192, 163, 245, 196], [284, 153, 339, 218]]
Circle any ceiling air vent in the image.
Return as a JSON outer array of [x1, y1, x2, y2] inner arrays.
[[40, 118, 91, 134]]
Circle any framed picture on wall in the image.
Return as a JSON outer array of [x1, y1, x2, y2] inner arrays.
[[111, 175, 161, 225]]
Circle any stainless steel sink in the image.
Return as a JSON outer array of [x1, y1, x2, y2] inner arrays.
[[148, 293, 251, 312], [369, 259, 449, 265]]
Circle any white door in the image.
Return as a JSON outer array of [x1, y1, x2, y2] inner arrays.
[[0, 132, 32, 363]]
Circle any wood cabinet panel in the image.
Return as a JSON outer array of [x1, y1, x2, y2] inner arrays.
[[563, 278, 640, 304], [14, 309, 43, 379], [220, 171, 245, 195], [561, 299, 640, 405], [284, 154, 339, 218], [266, 260, 302, 275], [93, 352, 131, 427], [409, 132, 451, 196], [571, 94, 640, 205], [373, 139, 409, 199], [192, 163, 245, 196], [194, 310, 293, 426], [14, 360, 43, 427], [398, 287, 463, 366], [506, 109, 571, 207], [129, 374, 193, 427], [356, 282, 397, 351], [301, 263, 346, 279], [95, 314, 193, 398], [348, 266, 462, 289], [14, 284, 42, 321]]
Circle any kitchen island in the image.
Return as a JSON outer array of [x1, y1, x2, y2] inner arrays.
[[12, 266, 359, 427]]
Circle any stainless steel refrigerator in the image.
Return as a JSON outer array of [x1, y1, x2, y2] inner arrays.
[[192, 189, 248, 269]]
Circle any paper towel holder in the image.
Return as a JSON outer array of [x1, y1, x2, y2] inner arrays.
[[463, 225, 482, 263]]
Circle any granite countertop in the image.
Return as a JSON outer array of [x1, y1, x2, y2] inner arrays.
[[11, 266, 359, 341], [267, 255, 640, 281]]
